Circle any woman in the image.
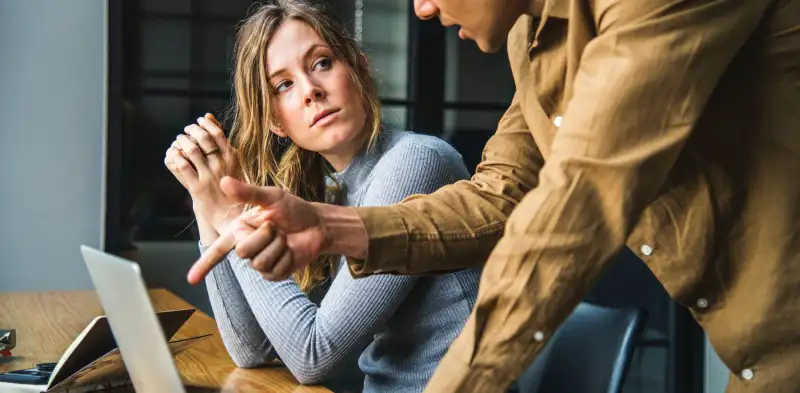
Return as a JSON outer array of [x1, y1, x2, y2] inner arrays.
[[163, 1, 482, 392]]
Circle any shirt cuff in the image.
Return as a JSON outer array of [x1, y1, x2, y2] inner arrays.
[[346, 206, 409, 277]]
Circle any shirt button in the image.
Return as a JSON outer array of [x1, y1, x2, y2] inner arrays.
[[741, 368, 754, 380], [533, 331, 545, 342], [640, 244, 654, 256], [696, 298, 708, 309], [553, 116, 563, 128]]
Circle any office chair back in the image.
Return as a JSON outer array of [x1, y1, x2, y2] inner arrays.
[[515, 302, 647, 393]]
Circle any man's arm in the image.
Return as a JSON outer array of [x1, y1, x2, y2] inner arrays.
[[335, 92, 545, 276], [186, 19, 540, 282], [422, 0, 771, 391]]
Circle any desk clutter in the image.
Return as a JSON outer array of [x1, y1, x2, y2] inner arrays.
[[0, 288, 331, 392], [0, 330, 15, 358], [0, 309, 208, 393]]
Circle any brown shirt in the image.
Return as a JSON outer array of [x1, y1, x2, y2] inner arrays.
[[348, 0, 800, 391]]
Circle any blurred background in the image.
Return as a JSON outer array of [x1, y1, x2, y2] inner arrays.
[[0, 1, 729, 392]]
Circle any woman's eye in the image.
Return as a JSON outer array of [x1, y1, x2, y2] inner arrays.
[[275, 80, 293, 92], [313, 57, 332, 71]]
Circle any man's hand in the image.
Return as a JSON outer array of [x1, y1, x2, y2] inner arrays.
[[186, 177, 328, 285]]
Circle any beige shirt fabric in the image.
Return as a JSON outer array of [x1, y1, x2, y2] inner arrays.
[[348, 0, 800, 391]]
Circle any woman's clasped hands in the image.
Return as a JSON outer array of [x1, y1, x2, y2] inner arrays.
[[164, 113, 243, 234], [163, 114, 312, 283]]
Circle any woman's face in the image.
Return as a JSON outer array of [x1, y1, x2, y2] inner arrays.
[[266, 19, 368, 163]]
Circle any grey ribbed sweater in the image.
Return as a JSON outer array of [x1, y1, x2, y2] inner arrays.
[[200, 130, 482, 392]]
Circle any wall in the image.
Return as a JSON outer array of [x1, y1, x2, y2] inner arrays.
[[706, 339, 729, 393], [0, 0, 107, 291]]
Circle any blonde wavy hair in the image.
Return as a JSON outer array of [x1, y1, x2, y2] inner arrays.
[[227, 0, 382, 292]]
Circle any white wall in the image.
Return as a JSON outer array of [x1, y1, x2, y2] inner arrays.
[[0, 0, 107, 291], [706, 337, 730, 393]]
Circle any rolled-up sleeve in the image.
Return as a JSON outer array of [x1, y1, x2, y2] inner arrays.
[[421, 0, 773, 391], [349, 92, 545, 276]]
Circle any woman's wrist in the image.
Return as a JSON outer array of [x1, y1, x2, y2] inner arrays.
[[194, 211, 220, 246], [314, 203, 368, 260], [193, 202, 242, 233], [192, 202, 223, 246]]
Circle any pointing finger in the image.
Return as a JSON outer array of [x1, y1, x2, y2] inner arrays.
[[187, 231, 236, 285], [220, 177, 286, 208]]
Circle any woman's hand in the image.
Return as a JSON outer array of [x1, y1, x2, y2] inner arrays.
[[164, 141, 189, 190], [165, 113, 229, 190], [164, 113, 243, 235]]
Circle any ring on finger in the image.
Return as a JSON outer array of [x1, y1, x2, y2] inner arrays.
[[203, 146, 221, 156]]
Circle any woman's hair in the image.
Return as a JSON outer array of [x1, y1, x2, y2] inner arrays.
[[227, 0, 382, 292]]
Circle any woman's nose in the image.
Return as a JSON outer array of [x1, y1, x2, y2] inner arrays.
[[302, 80, 326, 105]]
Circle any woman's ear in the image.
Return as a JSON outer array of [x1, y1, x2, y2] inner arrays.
[[270, 116, 287, 137], [359, 51, 370, 70], [270, 125, 288, 138]]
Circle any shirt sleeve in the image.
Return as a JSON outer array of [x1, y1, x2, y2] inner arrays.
[[422, 0, 772, 391], [348, 92, 545, 276]]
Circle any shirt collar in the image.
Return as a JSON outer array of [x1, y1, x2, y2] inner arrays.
[[331, 130, 390, 197], [530, 0, 570, 50], [544, 0, 570, 19]]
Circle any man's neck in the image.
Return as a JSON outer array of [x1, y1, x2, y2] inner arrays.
[[528, 0, 546, 16]]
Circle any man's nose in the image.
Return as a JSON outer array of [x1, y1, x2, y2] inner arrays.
[[414, 0, 438, 20]]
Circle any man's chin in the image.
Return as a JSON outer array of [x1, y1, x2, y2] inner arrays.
[[473, 36, 506, 53]]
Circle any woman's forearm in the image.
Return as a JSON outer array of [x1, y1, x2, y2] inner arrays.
[[201, 246, 278, 368]]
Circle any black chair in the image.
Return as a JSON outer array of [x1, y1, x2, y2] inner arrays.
[[514, 302, 648, 393]]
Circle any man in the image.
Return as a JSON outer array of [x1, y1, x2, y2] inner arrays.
[[190, 0, 800, 391]]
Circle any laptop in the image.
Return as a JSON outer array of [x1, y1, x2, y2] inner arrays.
[[80, 245, 214, 393]]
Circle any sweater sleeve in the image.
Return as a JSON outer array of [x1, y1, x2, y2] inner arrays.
[[202, 138, 468, 384], [203, 249, 278, 368]]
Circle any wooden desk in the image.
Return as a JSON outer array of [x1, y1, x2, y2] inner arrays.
[[0, 289, 330, 393]]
